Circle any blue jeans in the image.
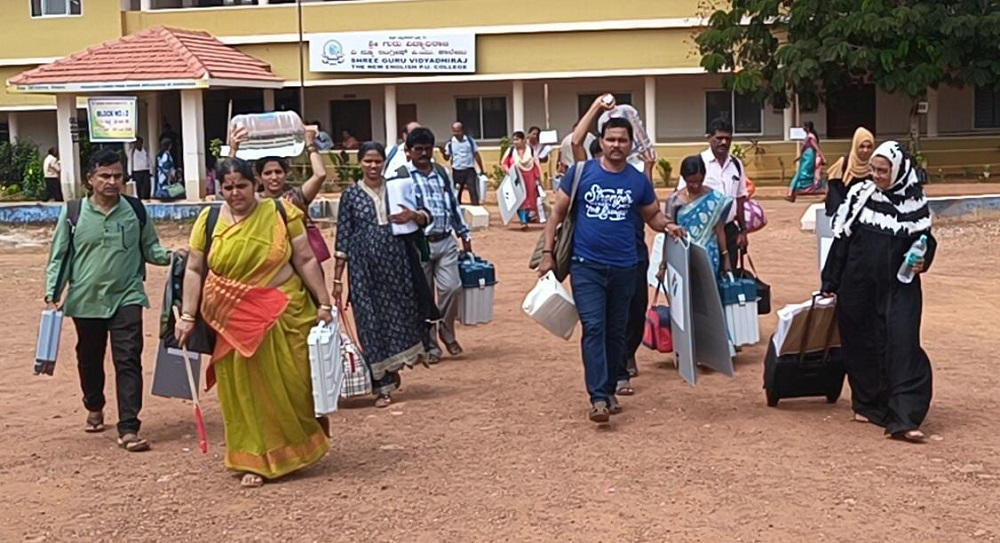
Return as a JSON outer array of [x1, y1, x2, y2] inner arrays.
[[570, 257, 638, 404]]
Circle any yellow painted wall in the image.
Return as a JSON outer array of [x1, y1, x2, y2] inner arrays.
[[123, 0, 704, 36], [236, 29, 698, 83], [0, 67, 54, 108], [0, 0, 124, 60]]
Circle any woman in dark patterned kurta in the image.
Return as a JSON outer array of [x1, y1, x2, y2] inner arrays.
[[333, 142, 436, 408]]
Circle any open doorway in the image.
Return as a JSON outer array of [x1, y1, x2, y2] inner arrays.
[[827, 85, 876, 139], [396, 103, 418, 142], [330, 99, 372, 148]]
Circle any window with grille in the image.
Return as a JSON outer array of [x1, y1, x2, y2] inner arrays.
[[31, 0, 82, 17], [456, 96, 508, 140]]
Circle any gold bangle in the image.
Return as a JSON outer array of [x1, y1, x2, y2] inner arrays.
[[180, 313, 196, 322], [332, 279, 343, 285], [318, 304, 333, 311]]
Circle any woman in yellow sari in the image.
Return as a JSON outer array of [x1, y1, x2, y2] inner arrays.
[[176, 158, 333, 488]]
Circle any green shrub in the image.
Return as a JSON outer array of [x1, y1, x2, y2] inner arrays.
[[0, 138, 39, 187], [656, 159, 672, 187], [22, 153, 45, 200]]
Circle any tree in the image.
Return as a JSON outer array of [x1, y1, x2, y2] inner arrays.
[[696, 0, 1000, 150]]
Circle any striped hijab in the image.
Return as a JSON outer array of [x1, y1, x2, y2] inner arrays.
[[832, 141, 931, 239]]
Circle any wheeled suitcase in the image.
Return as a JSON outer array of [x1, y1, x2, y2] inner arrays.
[[763, 294, 845, 407], [308, 316, 343, 416]]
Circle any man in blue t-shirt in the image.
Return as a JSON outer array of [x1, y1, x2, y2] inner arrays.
[[538, 95, 671, 423]]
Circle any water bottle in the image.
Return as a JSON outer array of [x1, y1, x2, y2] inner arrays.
[[897, 234, 929, 284], [229, 111, 305, 160]]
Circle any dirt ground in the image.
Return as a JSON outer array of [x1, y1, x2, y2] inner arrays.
[[1, 195, 999, 543]]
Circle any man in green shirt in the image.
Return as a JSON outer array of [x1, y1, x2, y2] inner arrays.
[[45, 148, 178, 452]]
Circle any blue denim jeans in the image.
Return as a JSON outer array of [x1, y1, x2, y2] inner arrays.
[[570, 257, 638, 404]]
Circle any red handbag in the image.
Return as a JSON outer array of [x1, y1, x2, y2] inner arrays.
[[306, 222, 331, 262], [642, 283, 674, 353]]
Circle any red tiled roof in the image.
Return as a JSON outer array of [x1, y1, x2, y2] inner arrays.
[[8, 26, 282, 87]]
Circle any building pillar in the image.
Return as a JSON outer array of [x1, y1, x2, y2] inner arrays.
[[384, 84, 398, 144], [783, 107, 794, 141], [7, 112, 18, 143], [926, 88, 939, 137], [263, 88, 275, 112], [56, 95, 81, 200], [643, 76, 657, 144], [146, 93, 160, 166], [512, 80, 525, 133], [180, 89, 206, 200]]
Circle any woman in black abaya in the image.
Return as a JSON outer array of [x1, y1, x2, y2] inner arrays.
[[821, 140, 936, 443]]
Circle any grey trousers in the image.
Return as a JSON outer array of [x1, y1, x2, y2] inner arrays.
[[422, 236, 462, 356]]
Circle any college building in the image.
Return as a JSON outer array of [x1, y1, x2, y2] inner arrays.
[[3, 0, 1000, 199]]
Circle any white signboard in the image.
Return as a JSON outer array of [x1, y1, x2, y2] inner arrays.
[[310, 32, 476, 73], [86, 97, 138, 143]]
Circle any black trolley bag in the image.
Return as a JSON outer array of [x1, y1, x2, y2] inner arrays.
[[763, 293, 846, 407]]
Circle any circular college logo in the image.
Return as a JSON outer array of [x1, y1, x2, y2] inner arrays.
[[321, 40, 345, 65]]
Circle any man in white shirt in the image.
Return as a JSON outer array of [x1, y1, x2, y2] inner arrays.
[[384, 121, 422, 176], [128, 137, 151, 200], [559, 121, 596, 173], [42, 147, 63, 202], [675, 117, 748, 270], [442, 121, 486, 205]]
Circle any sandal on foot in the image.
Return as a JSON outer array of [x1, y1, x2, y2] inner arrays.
[[892, 430, 926, 443], [375, 394, 393, 408], [626, 357, 639, 378], [117, 433, 150, 452], [446, 342, 464, 356], [607, 397, 623, 415], [240, 473, 264, 488], [589, 402, 610, 423], [852, 413, 871, 424], [427, 353, 441, 365], [84, 411, 105, 433], [616, 382, 635, 396]]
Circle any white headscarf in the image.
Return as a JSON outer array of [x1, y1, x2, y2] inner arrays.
[[832, 141, 931, 239]]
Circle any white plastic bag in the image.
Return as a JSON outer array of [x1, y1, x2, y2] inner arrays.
[[308, 314, 343, 415], [522, 272, 579, 340]]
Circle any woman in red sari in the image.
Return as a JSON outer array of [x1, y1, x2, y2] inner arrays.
[[502, 131, 541, 230]]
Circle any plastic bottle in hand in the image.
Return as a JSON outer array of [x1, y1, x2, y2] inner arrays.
[[229, 111, 305, 159], [897, 234, 929, 284]]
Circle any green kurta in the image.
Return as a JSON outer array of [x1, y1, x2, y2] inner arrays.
[[45, 197, 170, 318]]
